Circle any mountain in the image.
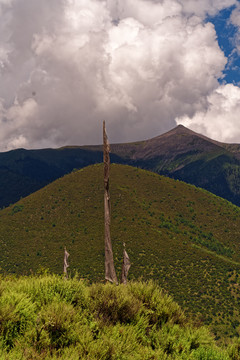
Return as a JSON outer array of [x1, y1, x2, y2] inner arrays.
[[0, 164, 240, 341], [109, 125, 240, 206], [1, 125, 240, 208], [0, 147, 122, 208]]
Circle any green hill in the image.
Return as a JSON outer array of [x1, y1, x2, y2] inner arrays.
[[0, 164, 240, 341], [0, 147, 105, 208], [2, 125, 240, 209], [1, 275, 239, 359]]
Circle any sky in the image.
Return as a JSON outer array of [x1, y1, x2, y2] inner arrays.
[[0, 0, 240, 151]]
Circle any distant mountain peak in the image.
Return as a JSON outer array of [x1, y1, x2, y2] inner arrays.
[[175, 124, 187, 130], [159, 124, 220, 145], [165, 124, 198, 136], [150, 124, 199, 142]]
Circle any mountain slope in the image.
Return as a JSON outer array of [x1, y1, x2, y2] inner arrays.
[[0, 164, 239, 340], [109, 125, 240, 205], [0, 147, 121, 208], [85, 124, 236, 159], [2, 125, 240, 208]]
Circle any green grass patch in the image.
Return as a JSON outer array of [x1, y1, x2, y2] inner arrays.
[[0, 275, 239, 359]]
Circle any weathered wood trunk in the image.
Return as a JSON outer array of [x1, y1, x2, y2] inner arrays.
[[103, 121, 118, 284], [121, 243, 131, 284], [63, 247, 69, 279]]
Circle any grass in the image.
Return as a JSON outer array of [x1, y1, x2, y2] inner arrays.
[[0, 164, 240, 341], [0, 274, 239, 359], [191, 245, 240, 266]]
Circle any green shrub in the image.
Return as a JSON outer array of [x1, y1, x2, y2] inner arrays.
[[227, 338, 240, 360], [191, 346, 229, 360], [0, 275, 235, 359], [34, 301, 79, 350], [0, 290, 36, 349], [22, 275, 88, 308], [11, 205, 24, 215], [128, 280, 186, 327], [90, 282, 141, 325]]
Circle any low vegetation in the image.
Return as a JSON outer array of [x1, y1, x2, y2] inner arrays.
[[0, 274, 239, 359], [0, 164, 240, 341]]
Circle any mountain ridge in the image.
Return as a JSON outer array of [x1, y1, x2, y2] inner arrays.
[[1, 125, 240, 208]]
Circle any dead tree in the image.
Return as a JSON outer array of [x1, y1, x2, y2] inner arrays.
[[121, 242, 131, 284], [103, 121, 118, 284], [63, 247, 69, 279]]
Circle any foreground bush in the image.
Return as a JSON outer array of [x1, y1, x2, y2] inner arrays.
[[0, 274, 239, 359]]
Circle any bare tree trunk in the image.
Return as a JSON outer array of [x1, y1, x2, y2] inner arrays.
[[121, 242, 131, 284], [63, 247, 69, 279], [103, 121, 118, 284]]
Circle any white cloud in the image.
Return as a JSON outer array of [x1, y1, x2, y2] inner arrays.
[[176, 83, 240, 142], [230, 3, 240, 26], [0, 0, 238, 150], [0, 97, 39, 150], [179, 0, 237, 17], [108, 0, 182, 26]]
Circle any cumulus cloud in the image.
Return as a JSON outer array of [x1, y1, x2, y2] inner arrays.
[[179, 0, 236, 17], [0, 0, 239, 151], [176, 84, 240, 142], [230, 2, 240, 27]]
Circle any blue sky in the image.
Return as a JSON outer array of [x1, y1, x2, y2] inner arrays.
[[0, 0, 240, 150], [209, 5, 240, 84]]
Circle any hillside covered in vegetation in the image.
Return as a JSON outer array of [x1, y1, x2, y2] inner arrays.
[[0, 164, 240, 341], [2, 125, 240, 208], [0, 275, 239, 360]]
